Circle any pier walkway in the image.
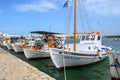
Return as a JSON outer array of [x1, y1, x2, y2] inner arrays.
[[0, 48, 55, 80], [108, 51, 120, 80]]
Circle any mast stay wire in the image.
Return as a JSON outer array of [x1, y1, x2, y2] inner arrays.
[[62, 0, 73, 80], [63, 0, 105, 79], [85, 0, 105, 35], [63, 0, 73, 35], [83, 0, 91, 32], [67, 0, 73, 34], [78, 0, 85, 32], [78, 0, 104, 34], [78, 0, 94, 32], [96, 17, 105, 35]]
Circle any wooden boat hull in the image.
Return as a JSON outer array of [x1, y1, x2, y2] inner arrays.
[[23, 48, 50, 59], [2, 43, 7, 47], [12, 43, 23, 53], [6, 43, 13, 50], [49, 48, 107, 69]]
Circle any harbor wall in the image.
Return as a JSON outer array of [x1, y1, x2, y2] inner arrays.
[[0, 48, 55, 80]]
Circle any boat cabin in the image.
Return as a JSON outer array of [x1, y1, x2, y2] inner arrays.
[[74, 32, 102, 52], [80, 34, 101, 46], [79, 32, 101, 46]]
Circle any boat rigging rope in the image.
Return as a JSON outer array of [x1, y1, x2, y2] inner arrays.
[[63, 0, 73, 34], [67, 0, 73, 34], [85, 0, 92, 31], [62, 0, 74, 79], [78, 0, 85, 31], [62, 48, 67, 80], [96, 18, 105, 35]]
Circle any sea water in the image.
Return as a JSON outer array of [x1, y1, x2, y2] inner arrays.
[[2, 38, 120, 80]]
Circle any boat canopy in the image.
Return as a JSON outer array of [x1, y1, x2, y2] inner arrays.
[[30, 31, 60, 34]]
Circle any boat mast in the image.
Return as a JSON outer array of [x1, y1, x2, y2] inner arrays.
[[74, 0, 76, 51]]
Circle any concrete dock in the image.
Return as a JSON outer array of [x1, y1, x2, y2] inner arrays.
[[0, 48, 55, 80], [108, 51, 120, 80]]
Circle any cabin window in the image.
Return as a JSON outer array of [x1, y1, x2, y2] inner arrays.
[[81, 36, 85, 40], [86, 36, 89, 40], [90, 35, 95, 40], [97, 36, 100, 40], [30, 39, 34, 41]]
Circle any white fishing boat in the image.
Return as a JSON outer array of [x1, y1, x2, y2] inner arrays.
[[23, 47, 49, 59], [6, 39, 14, 50], [12, 42, 23, 53], [5, 37, 19, 50], [49, 0, 113, 69], [0, 39, 3, 46], [6, 43, 13, 50], [49, 32, 113, 68], [23, 31, 60, 59], [2, 40, 7, 47]]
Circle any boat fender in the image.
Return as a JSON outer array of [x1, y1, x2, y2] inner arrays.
[[105, 50, 109, 53], [97, 50, 103, 59]]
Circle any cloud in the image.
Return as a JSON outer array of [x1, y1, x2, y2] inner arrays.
[[13, 0, 58, 12], [82, 0, 120, 16]]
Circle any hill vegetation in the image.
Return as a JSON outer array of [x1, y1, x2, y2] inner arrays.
[[104, 35, 120, 38]]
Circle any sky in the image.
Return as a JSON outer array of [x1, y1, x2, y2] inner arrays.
[[0, 0, 120, 36]]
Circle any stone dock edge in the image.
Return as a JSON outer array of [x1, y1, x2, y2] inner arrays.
[[0, 48, 55, 80]]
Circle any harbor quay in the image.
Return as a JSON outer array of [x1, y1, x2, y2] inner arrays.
[[0, 48, 55, 80]]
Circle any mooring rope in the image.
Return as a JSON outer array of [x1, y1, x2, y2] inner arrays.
[[62, 48, 67, 80]]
